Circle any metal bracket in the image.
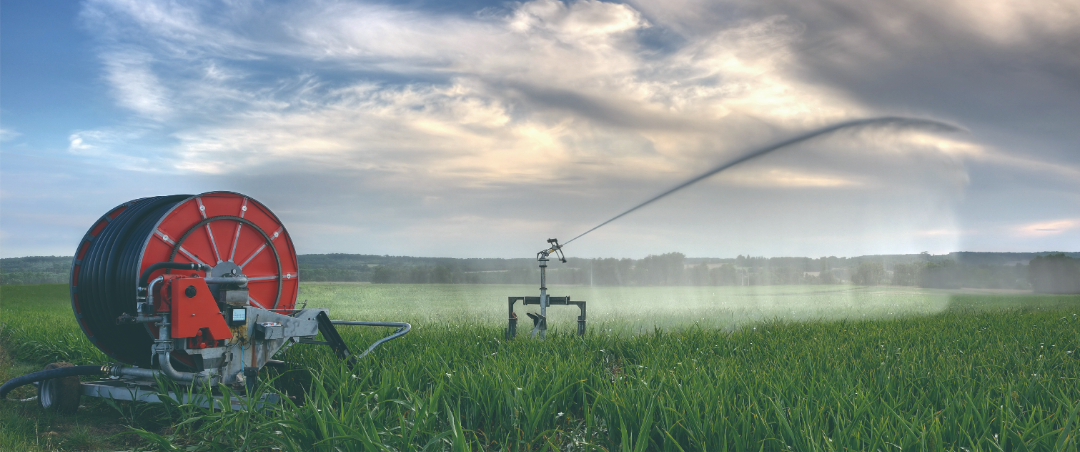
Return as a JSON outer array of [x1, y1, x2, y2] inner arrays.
[[506, 296, 586, 339], [315, 311, 352, 361], [80, 380, 278, 410]]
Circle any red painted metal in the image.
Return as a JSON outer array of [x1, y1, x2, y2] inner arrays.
[[164, 276, 232, 341], [139, 192, 299, 313]]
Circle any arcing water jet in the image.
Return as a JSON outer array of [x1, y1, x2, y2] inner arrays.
[[511, 116, 963, 338]]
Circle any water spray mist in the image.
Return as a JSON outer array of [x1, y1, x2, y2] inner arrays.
[[510, 116, 963, 339]]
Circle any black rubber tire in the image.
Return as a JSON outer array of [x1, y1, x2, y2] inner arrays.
[[38, 362, 82, 414]]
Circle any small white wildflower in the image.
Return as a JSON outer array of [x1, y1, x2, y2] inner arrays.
[[556, 412, 564, 418], [446, 373, 452, 378]]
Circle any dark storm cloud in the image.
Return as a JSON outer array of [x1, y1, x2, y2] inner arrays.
[[766, 0, 1080, 157]]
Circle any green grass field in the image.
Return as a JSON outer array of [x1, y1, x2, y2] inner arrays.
[[2, 283, 1079, 451]]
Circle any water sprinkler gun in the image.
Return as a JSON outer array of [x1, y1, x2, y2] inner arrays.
[[538, 238, 567, 263], [507, 238, 586, 339]]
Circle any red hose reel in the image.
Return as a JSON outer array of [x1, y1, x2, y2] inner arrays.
[[71, 192, 299, 367]]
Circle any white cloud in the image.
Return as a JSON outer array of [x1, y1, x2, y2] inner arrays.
[[76, 0, 1067, 257], [100, 49, 173, 119], [78, 0, 923, 186], [722, 168, 861, 188], [68, 129, 155, 171], [0, 128, 21, 142], [1014, 218, 1080, 237]]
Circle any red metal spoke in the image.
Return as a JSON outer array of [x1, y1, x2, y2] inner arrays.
[[196, 197, 223, 263], [227, 197, 250, 262], [237, 226, 284, 270], [154, 229, 209, 266]]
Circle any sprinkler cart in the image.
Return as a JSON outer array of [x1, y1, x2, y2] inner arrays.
[[506, 238, 587, 339]]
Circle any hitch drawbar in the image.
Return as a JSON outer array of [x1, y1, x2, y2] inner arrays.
[[302, 312, 412, 366]]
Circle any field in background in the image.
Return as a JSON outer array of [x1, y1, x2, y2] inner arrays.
[[2, 283, 1079, 451]]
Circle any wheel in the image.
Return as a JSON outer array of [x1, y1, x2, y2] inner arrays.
[[38, 362, 81, 414]]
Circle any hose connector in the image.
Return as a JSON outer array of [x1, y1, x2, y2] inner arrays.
[[137, 262, 211, 296]]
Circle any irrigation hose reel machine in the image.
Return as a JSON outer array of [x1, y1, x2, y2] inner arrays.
[[0, 191, 411, 412]]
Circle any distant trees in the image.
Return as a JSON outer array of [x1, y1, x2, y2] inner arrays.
[[370, 264, 480, 284], [917, 260, 961, 289], [0, 253, 1061, 290], [963, 264, 1028, 290], [687, 264, 710, 286], [635, 253, 686, 285], [712, 264, 739, 285], [348, 254, 1043, 288], [891, 263, 918, 286], [851, 262, 886, 285], [302, 267, 369, 282], [0, 271, 67, 285], [1028, 253, 1080, 294], [587, 258, 633, 285], [0, 256, 70, 285], [817, 270, 838, 285]]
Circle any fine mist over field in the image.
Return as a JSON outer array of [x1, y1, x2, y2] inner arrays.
[[302, 283, 961, 333]]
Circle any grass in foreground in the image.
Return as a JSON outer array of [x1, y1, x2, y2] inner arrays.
[[1, 284, 1078, 451]]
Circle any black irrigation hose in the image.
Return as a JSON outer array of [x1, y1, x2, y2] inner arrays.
[[74, 195, 191, 367], [0, 366, 105, 400], [139, 262, 210, 292]]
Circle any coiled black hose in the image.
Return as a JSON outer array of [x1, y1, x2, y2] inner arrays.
[[0, 365, 104, 400], [73, 195, 190, 367]]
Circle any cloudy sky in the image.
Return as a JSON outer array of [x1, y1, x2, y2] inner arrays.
[[1, 0, 1077, 260]]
